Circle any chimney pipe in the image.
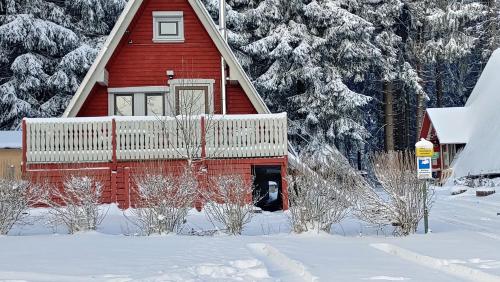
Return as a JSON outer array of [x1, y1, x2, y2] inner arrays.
[[219, 0, 227, 115], [219, 0, 227, 40]]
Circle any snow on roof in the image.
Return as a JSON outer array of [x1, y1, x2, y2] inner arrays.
[[453, 117, 500, 178], [465, 49, 500, 107], [0, 131, 22, 149], [449, 49, 500, 178], [427, 107, 470, 144]]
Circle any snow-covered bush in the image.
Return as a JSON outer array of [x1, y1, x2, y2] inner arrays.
[[203, 174, 255, 235], [455, 175, 494, 188], [363, 150, 434, 236], [0, 178, 40, 235], [287, 152, 357, 233], [42, 175, 105, 234], [130, 166, 197, 235]]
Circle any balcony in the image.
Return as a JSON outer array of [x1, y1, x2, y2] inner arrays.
[[22, 114, 288, 164]]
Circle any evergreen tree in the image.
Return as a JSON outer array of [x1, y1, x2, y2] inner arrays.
[[0, 0, 125, 129], [206, 0, 380, 159], [419, 0, 484, 107]]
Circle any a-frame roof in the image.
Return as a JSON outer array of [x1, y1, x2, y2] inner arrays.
[[63, 0, 270, 117]]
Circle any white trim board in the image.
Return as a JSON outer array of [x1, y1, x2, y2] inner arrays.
[[62, 0, 270, 117], [168, 79, 215, 85], [108, 86, 169, 94]]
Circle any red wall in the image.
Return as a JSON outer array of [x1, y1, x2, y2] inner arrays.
[[26, 158, 288, 210], [419, 112, 431, 140], [77, 0, 257, 117], [78, 84, 108, 117], [227, 84, 258, 114]]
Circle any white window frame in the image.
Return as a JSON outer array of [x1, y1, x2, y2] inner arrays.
[[153, 11, 184, 43], [168, 79, 215, 115], [108, 86, 168, 116]]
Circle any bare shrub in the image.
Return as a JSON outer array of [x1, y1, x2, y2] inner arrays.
[[42, 174, 105, 234], [203, 174, 255, 235], [0, 178, 41, 235], [129, 165, 197, 235], [361, 150, 434, 236], [287, 151, 360, 233]]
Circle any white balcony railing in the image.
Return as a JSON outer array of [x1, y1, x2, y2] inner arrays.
[[23, 114, 287, 164]]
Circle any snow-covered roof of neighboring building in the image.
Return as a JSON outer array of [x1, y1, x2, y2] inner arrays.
[[0, 131, 22, 149], [448, 49, 500, 178], [427, 107, 470, 144]]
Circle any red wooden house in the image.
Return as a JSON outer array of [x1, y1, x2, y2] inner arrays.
[[419, 107, 468, 180], [22, 0, 289, 211]]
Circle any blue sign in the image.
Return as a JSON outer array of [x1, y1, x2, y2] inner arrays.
[[418, 158, 431, 170], [417, 157, 433, 179]]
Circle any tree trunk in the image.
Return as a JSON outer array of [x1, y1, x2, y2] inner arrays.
[[405, 91, 411, 148], [416, 61, 425, 139], [384, 81, 395, 151], [415, 24, 426, 141], [435, 62, 443, 108]]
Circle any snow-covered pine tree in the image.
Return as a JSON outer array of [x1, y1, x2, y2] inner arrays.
[[347, 0, 410, 151], [204, 0, 380, 159], [292, 0, 380, 157], [480, 0, 500, 57], [348, 0, 481, 150], [419, 0, 485, 107], [0, 0, 125, 129]]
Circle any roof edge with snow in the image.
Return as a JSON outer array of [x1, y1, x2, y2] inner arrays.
[[427, 107, 470, 144]]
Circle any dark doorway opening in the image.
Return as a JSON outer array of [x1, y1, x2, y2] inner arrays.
[[252, 166, 283, 212]]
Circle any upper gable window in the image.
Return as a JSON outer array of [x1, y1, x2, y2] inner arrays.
[[153, 11, 184, 43]]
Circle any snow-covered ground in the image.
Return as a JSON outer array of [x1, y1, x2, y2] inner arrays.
[[2, 186, 500, 281]]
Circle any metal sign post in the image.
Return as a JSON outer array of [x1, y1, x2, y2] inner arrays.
[[415, 138, 434, 234]]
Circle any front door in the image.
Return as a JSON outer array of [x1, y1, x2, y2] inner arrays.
[[252, 166, 283, 212]]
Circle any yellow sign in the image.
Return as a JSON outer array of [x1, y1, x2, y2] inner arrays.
[[416, 147, 434, 157]]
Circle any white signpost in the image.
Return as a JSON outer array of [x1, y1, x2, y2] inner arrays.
[[415, 138, 434, 234], [416, 138, 434, 180]]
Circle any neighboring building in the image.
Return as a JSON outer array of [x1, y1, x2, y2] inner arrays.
[[0, 131, 22, 179], [22, 0, 288, 210], [420, 49, 500, 180]]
